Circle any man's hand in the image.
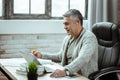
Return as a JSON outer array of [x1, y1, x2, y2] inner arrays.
[[50, 69, 67, 78], [32, 50, 42, 58]]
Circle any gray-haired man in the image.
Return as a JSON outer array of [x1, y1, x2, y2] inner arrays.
[[33, 9, 98, 78]]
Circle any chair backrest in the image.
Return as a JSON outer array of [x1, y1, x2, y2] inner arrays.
[[92, 22, 120, 70]]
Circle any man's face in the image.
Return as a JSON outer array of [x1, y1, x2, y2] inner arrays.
[[63, 16, 79, 36]]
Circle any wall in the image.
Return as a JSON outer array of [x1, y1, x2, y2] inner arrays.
[[0, 34, 66, 58], [0, 20, 88, 58], [0, 20, 65, 34]]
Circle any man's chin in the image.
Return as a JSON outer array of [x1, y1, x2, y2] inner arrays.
[[66, 31, 71, 35], [66, 33, 71, 35]]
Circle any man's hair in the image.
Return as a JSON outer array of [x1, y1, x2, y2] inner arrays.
[[63, 9, 83, 25]]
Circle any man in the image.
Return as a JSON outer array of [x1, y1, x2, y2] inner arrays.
[[33, 9, 98, 78]]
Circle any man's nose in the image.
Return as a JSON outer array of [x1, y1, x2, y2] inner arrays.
[[64, 25, 68, 29], [64, 26, 67, 30]]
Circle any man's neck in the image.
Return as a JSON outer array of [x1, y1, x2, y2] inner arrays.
[[74, 27, 83, 39]]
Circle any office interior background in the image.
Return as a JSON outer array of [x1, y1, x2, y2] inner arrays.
[[0, 0, 120, 58]]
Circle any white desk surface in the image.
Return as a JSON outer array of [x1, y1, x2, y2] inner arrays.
[[0, 58, 89, 80]]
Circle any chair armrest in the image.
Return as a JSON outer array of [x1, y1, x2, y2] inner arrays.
[[88, 67, 120, 80]]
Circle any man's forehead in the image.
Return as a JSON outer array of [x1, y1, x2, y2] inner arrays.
[[63, 17, 71, 23], [63, 20, 69, 24], [63, 16, 70, 20]]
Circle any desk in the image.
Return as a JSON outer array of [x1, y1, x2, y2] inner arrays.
[[0, 58, 89, 80]]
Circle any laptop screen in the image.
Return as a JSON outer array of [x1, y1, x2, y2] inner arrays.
[[19, 51, 41, 65]]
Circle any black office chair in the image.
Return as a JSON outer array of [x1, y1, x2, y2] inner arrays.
[[88, 22, 120, 80]]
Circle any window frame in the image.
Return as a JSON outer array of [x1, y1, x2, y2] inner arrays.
[[1, 0, 88, 20]]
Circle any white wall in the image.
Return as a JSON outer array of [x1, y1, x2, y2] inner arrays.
[[0, 20, 88, 34]]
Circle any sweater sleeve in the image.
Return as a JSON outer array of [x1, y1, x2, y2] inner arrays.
[[41, 36, 69, 62]]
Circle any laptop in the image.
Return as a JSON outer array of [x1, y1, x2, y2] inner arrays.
[[19, 51, 64, 73], [19, 51, 41, 65]]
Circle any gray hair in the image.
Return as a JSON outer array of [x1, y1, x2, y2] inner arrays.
[[63, 9, 83, 25]]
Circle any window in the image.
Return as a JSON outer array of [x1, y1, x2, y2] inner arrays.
[[70, 0, 85, 17], [52, 0, 68, 17], [0, 0, 2, 16], [14, 0, 45, 14], [31, 0, 45, 14], [1, 0, 88, 19], [52, 0, 86, 18]]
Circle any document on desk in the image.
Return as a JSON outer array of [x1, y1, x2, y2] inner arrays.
[[42, 63, 64, 72]]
